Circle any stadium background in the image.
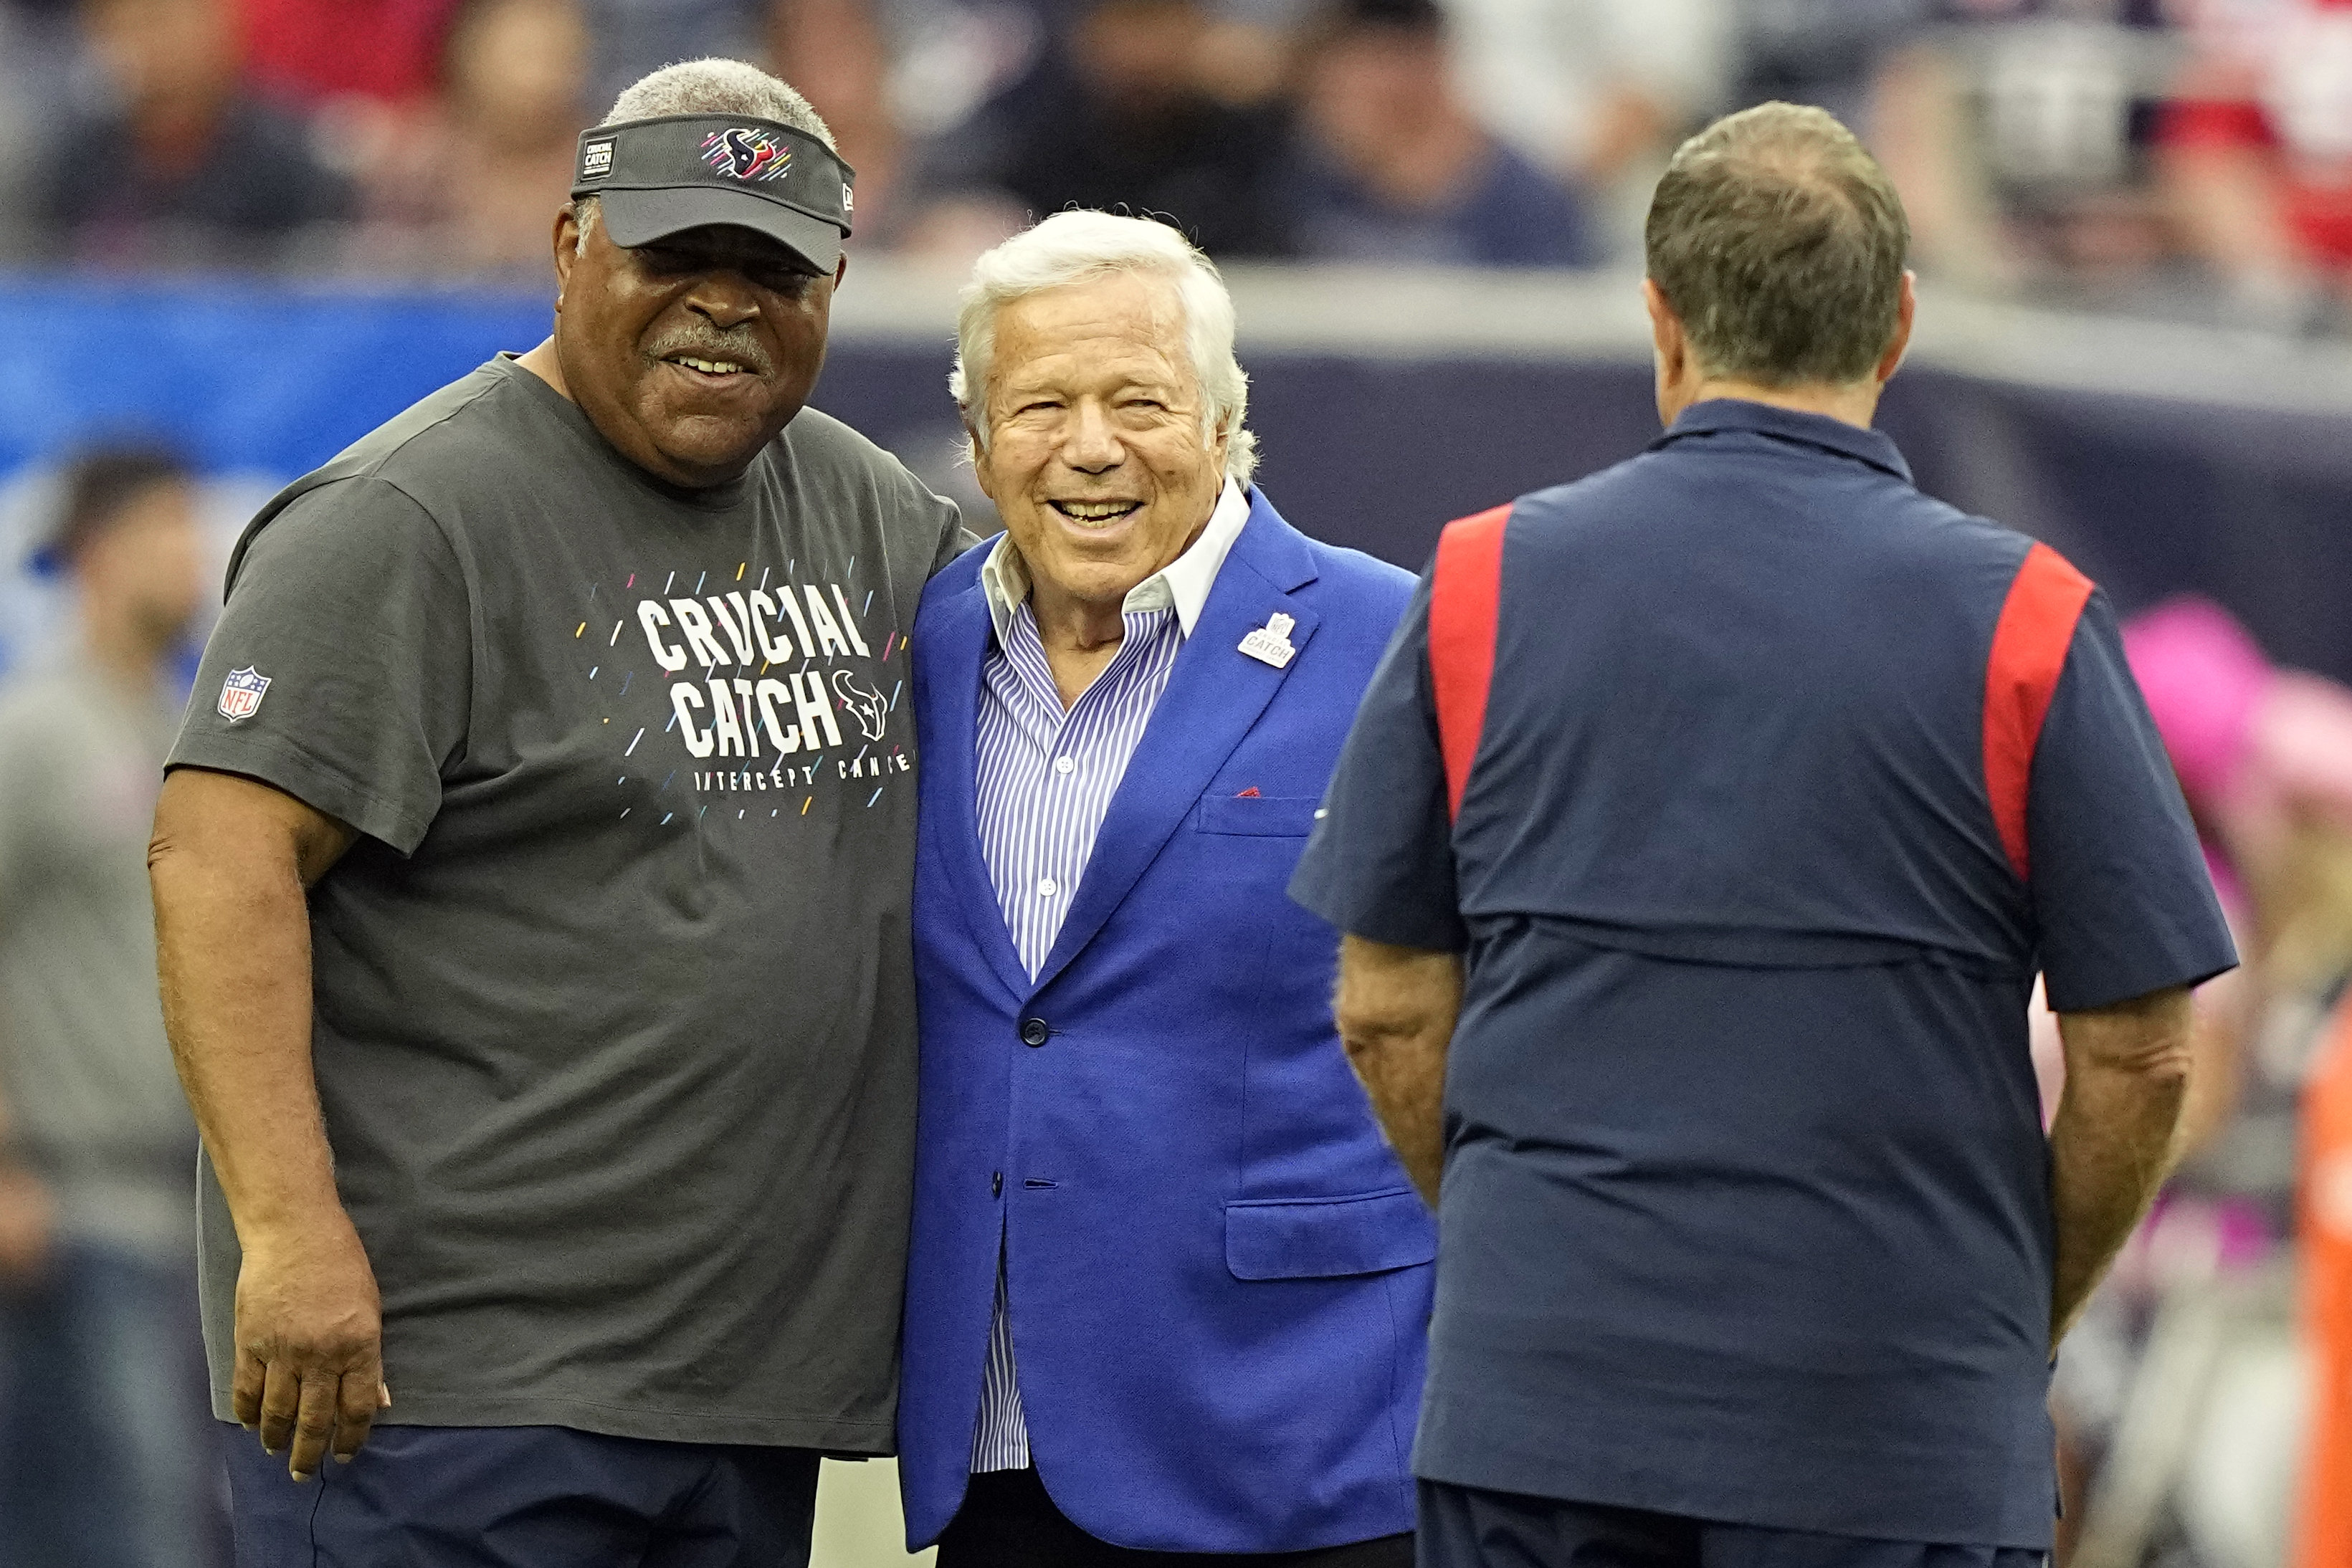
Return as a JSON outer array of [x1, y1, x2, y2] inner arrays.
[[3, 0, 2351, 1563]]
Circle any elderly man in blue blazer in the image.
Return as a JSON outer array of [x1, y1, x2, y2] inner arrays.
[[899, 211, 1430, 1567]]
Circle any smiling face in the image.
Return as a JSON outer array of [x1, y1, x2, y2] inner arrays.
[[550, 211, 839, 488], [975, 271, 1229, 621]]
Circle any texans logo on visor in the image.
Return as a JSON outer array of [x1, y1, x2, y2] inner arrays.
[[217, 666, 270, 721], [700, 128, 791, 183]]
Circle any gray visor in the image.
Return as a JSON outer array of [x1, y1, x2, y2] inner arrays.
[[572, 115, 856, 274]]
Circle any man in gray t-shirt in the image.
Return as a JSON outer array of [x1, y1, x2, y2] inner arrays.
[[149, 62, 964, 1566], [0, 446, 214, 1568]]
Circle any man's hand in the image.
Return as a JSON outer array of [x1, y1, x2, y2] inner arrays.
[[233, 1213, 389, 1480], [151, 766, 371, 1478], [0, 1162, 53, 1284], [1333, 934, 1465, 1206]]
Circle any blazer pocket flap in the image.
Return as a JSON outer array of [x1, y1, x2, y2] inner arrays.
[[1224, 1188, 1436, 1280], [1196, 795, 1324, 836]]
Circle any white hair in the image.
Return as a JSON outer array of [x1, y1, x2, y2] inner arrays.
[[576, 60, 835, 249], [950, 211, 1258, 483]]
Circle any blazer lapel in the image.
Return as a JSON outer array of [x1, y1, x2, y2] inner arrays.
[[922, 574, 1031, 1000], [1027, 496, 1321, 996]]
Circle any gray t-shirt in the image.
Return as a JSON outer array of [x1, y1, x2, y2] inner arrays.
[[168, 355, 965, 1450], [0, 655, 196, 1260]]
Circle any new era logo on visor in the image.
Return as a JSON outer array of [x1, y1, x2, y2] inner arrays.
[[580, 139, 614, 178], [217, 666, 270, 722], [700, 128, 791, 183]]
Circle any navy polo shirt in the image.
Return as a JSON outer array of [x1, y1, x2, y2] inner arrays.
[[1290, 400, 2235, 1548]]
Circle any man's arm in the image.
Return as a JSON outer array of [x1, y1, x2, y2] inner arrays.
[[1333, 934, 1465, 1208], [148, 766, 375, 1482], [0, 1090, 52, 1283], [2047, 984, 2195, 1346]]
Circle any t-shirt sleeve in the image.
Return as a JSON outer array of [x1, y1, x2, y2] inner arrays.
[[167, 477, 472, 856], [1288, 573, 1467, 952], [2028, 590, 2239, 1011], [0, 697, 63, 930], [931, 511, 980, 578]]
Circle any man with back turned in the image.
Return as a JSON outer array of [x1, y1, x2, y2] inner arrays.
[[146, 57, 963, 1566], [1292, 102, 2239, 1568]]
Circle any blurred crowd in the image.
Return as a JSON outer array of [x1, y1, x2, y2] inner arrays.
[[2033, 598, 2352, 1568], [0, 0, 2350, 322]]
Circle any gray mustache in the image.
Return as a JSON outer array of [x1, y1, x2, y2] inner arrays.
[[644, 329, 773, 377]]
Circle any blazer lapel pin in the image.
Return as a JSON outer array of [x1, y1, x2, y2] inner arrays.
[[1238, 611, 1298, 669]]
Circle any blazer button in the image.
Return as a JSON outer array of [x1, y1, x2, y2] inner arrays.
[[1019, 1018, 1050, 1047], [991, 1171, 1004, 1197]]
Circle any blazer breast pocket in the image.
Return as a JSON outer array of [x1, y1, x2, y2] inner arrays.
[[1224, 1188, 1437, 1280], [1196, 795, 1323, 837]]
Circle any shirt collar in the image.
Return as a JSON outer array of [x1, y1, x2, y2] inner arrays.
[[981, 478, 1252, 646], [1649, 397, 1913, 483]]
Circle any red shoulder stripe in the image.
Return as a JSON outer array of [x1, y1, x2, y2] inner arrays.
[[1429, 505, 1511, 821], [1983, 542, 2095, 881]]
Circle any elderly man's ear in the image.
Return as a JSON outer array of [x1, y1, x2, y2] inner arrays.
[[965, 427, 997, 502], [1875, 272, 1918, 387]]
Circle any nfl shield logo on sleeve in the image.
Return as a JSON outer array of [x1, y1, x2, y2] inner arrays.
[[217, 667, 270, 722]]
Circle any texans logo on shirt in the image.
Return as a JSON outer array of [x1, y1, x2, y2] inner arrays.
[[832, 671, 890, 741]]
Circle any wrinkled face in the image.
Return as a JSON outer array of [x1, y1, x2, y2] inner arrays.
[[976, 272, 1229, 614], [79, 478, 204, 646], [551, 211, 839, 489]]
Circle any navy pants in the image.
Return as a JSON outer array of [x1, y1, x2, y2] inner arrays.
[[938, 1466, 1416, 1567], [1416, 1483, 2049, 1568], [222, 1423, 819, 1568]]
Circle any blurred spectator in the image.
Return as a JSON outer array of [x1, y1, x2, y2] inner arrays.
[[1915, 0, 2187, 301], [769, 0, 912, 241], [2158, 0, 2352, 329], [1285, 0, 1591, 264], [579, 0, 764, 118], [908, 0, 1296, 257], [355, 0, 591, 276], [237, 0, 461, 108], [0, 446, 217, 1568], [1729, 0, 1933, 133], [27, 0, 353, 268], [1437, 0, 1728, 257]]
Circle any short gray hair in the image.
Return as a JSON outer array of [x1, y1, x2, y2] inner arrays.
[[1644, 102, 1910, 386], [576, 60, 835, 244], [602, 58, 834, 143], [950, 211, 1258, 484]]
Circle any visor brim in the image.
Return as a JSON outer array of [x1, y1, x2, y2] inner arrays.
[[596, 187, 843, 274]]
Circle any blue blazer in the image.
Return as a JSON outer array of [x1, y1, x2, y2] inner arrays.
[[898, 490, 1433, 1554]]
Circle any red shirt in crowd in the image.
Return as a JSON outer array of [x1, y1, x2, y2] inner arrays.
[[2160, 0, 2352, 269], [238, 0, 462, 105]]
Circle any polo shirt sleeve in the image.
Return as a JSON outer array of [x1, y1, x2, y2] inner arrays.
[[168, 477, 472, 856], [1288, 574, 1468, 952], [2027, 590, 2238, 1011]]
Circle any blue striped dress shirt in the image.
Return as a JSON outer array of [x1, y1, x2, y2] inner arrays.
[[966, 480, 1251, 1474]]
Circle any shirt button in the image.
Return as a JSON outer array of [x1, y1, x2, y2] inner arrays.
[[1053, 756, 1076, 775], [1037, 876, 1058, 897], [1019, 1018, 1049, 1047]]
